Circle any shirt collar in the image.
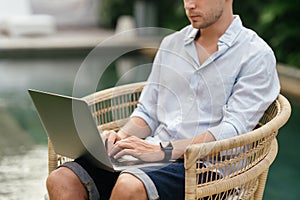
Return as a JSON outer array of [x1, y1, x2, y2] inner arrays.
[[184, 27, 199, 45], [219, 15, 243, 47], [184, 15, 243, 47]]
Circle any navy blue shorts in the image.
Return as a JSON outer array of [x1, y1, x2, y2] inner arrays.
[[61, 158, 186, 200], [137, 161, 186, 199]]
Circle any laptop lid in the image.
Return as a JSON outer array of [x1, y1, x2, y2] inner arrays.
[[28, 89, 115, 171], [29, 89, 167, 172]]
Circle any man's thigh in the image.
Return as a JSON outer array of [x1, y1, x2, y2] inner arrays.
[[61, 158, 120, 200], [130, 161, 186, 200]]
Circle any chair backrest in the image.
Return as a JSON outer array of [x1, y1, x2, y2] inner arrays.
[[82, 82, 146, 130], [184, 95, 291, 200], [0, 0, 56, 36], [0, 0, 32, 28], [0, 0, 32, 18]]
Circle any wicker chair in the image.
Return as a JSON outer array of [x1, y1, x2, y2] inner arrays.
[[47, 82, 291, 200], [184, 94, 291, 199]]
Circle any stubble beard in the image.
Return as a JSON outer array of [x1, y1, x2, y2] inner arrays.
[[190, 7, 224, 29]]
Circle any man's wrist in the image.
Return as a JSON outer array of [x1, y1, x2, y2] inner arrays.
[[159, 142, 173, 162], [117, 129, 130, 139]]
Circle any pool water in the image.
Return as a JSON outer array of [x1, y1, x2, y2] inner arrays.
[[0, 146, 48, 200]]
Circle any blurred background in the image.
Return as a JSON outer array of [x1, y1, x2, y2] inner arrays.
[[0, 0, 299, 199]]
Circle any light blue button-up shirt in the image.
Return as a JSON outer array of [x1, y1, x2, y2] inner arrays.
[[131, 16, 280, 144]]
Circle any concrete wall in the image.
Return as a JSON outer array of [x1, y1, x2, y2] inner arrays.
[[277, 64, 300, 97]]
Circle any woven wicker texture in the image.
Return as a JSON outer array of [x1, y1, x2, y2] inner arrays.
[[47, 82, 291, 200], [184, 95, 291, 199]]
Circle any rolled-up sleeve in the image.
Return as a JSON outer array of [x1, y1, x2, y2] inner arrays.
[[208, 50, 280, 141], [130, 44, 163, 133]]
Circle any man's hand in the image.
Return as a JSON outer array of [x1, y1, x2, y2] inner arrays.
[[109, 136, 164, 162], [101, 130, 123, 154]]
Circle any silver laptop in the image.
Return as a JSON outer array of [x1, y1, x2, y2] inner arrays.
[[28, 89, 165, 172]]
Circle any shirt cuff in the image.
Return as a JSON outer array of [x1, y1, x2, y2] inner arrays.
[[208, 122, 238, 141]]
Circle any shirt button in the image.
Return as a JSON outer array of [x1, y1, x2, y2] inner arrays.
[[189, 95, 194, 101], [175, 118, 180, 123]]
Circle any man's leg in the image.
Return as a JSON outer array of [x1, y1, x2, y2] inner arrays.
[[110, 173, 148, 200], [46, 167, 88, 200], [47, 167, 147, 200], [46, 158, 120, 200], [123, 162, 186, 200]]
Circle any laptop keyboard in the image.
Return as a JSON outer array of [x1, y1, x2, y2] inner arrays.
[[110, 155, 143, 167]]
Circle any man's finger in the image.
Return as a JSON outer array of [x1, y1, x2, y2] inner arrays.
[[114, 149, 136, 159], [109, 139, 135, 156], [107, 133, 117, 152]]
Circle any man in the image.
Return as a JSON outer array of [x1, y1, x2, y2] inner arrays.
[[46, 0, 280, 199]]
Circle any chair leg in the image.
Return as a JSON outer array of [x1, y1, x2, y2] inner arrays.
[[254, 169, 269, 200], [48, 139, 58, 174]]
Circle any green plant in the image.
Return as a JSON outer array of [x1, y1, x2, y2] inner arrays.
[[258, 0, 300, 67], [99, 0, 135, 28], [234, 0, 300, 68]]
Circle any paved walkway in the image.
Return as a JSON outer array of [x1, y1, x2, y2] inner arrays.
[[0, 27, 112, 50], [0, 27, 162, 54], [277, 64, 300, 97]]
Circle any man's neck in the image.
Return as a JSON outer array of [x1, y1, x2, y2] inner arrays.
[[195, 9, 234, 65]]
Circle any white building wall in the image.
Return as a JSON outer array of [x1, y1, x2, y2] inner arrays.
[[30, 0, 101, 27]]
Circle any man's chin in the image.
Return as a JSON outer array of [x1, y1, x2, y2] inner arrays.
[[190, 21, 211, 30], [190, 22, 201, 29]]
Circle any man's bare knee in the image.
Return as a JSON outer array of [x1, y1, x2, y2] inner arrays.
[[46, 167, 88, 200], [110, 173, 147, 200]]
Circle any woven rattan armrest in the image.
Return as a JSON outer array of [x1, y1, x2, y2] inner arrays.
[[184, 95, 291, 200]]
